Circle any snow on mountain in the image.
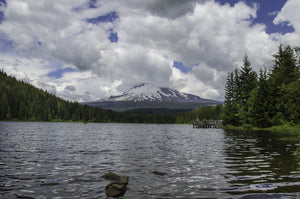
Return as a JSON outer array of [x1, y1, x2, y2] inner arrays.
[[101, 83, 214, 103]]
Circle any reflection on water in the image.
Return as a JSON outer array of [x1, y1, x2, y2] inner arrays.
[[0, 122, 300, 199], [223, 130, 300, 197]]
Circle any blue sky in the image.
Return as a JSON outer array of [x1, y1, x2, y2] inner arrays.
[[216, 0, 294, 34], [0, 0, 299, 101]]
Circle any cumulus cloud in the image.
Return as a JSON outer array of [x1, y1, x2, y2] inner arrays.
[[0, 0, 299, 101], [273, 0, 300, 44], [124, 0, 205, 19], [65, 85, 76, 92], [273, 0, 300, 32]]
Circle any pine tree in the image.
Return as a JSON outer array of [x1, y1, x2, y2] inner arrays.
[[268, 45, 300, 125], [271, 45, 299, 86], [18, 102, 26, 120], [238, 55, 257, 123], [223, 72, 239, 125], [248, 69, 271, 127], [0, 91, 9, 120]]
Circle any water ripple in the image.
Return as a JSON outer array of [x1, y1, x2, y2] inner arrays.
[[1, 122, 300, 198]]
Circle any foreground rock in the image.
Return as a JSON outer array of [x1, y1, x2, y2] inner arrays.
[[102, 172, 129, 198], [105, 182, 127, 198]]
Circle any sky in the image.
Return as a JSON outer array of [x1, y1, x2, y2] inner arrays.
[[0, 0, 300, 102]]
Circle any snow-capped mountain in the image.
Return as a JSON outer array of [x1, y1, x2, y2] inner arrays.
[[85, 83, 221, 112], [102, 83, 213, 103]]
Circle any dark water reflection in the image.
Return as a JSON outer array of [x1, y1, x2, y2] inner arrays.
[[0, 122, 300, 199], [223, 130, 300, 197]]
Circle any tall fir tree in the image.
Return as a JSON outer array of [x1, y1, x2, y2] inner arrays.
[[271, 45, 299, 86], [248, 68, 271, 127], [238, 55, 257, 123], [224, 56, 257, 126], [223, 71, 239, 125], [268, 45, 300, 125]]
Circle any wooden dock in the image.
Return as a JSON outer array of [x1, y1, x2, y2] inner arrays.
[[193, 119, 223, 128]]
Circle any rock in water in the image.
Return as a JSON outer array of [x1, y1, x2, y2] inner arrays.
[[102, 172, 129, 198], [120, 176, 129, 184], [152, 170, 167, 176], [105, 182, 128, 198]]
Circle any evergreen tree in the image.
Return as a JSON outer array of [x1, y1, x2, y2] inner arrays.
[[18, 102, 26, 120], [268, 45, 300, 125], [238, 55, 257, 123], [271, 45, 299, 86], [278, 81, 300, 125], [0, 91, 9, 120], [248, 69, 271, 127], [224, 56, 257, 126], [223, 72, 239, 125]]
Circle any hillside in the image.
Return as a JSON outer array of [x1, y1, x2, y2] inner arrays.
[[0, 70, 176, 123], [0, 69, 113, 122]]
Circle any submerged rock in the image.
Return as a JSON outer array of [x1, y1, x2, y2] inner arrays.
[[102, 172, 121, 181], [152, 170, 167, 176], [15, 195, 35, 199], [102, 172, 129, 198]]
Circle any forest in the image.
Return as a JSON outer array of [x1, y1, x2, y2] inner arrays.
[[0, 70, 176, 124], [223, 45, 300, 128], [175, 105, 223, 124]]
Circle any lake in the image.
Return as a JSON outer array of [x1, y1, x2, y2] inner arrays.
[[1, 122, 300, 199]]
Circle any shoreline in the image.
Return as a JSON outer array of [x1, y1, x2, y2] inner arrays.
[[222, 124, 300, 134]]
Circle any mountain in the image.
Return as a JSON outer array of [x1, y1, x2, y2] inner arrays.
[[103, 83, 214, 103], [85, 83, 221, 113]]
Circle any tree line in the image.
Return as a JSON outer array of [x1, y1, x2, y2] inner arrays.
[[0, 69, 176, 123], [223, 45, 300, 128], [175, 105, 223, 124]]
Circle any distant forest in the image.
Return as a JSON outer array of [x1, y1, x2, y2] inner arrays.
[[0, 70, 176, 123], [176, 105, 223, 124], [223, 45, 300, 128]]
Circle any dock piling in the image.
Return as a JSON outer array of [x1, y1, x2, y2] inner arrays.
[[193, 119, 223, 128]]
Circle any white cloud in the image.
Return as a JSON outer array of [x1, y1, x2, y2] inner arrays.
[[272, 0, 300, 45], [51, 71, 122, 102], [273, 0, 300, 33], [170, 67, 220, 99], [113, 1, 277, 99], [0, 55, 121, 102], [1, 0, 299, 102], [0, 55, 52, 81]]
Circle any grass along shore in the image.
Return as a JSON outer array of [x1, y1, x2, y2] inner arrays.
[[222, 123, 300, 134]]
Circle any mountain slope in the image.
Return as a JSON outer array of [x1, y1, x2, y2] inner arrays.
[[86, 83, 221, 112], [104, 83, 214, 103]]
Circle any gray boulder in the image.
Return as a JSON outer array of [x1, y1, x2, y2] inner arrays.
[[102, 172, 129, 198], [105, 182, 127, 198]]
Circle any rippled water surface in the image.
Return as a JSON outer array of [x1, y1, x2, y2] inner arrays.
[[1, 122, 300, 199]]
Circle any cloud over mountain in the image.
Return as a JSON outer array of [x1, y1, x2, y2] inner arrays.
[[0, 0, 299, 102]]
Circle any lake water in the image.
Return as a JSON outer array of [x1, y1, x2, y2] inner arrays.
[[1, 122, 300, 199]]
